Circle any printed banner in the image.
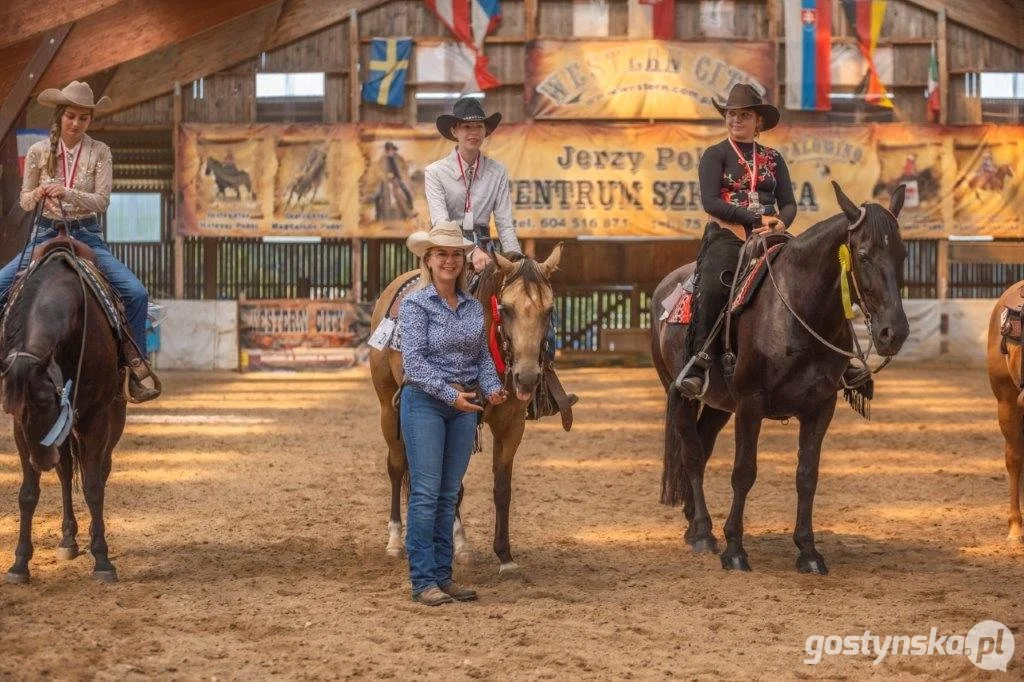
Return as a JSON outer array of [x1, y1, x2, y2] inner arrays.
[[524, 40, 776, 120], [178, 124, 362, 238], [179, 123, 1024, 239]]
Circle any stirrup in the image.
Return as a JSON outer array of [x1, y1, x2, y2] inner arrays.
[[123, 358, 162, 403], [674, 353, 710, 399]]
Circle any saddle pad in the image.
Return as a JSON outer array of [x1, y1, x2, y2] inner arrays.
[[667, 290, 694, 325], [729, 243, 786, 315], [5, 249, 123, 340]]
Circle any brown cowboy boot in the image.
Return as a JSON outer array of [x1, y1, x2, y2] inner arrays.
[[412, 586, 455, 606], [439, 581, 478, 602], [121, 337, 162, 403]]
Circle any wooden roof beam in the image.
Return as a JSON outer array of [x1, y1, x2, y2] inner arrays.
[[901, 0, 1023, 51], [100, 0, 388, 116], [0, 0, 282, 96], [0, 0, 124, 51], [0, 25, 73, 145]]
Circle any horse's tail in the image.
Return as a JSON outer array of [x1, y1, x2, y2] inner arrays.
[[660, 388, 688, 506]]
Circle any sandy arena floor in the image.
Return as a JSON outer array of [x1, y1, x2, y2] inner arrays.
[[0, 364, 1021, 679]]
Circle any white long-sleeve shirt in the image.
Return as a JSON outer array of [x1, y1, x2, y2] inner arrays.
[[423, 148, 521, 255]]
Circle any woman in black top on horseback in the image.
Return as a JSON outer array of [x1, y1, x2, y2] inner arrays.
[[677, 84, 797, 399]]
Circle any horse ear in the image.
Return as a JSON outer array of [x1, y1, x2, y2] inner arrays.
[[831, 181, 860, 223], [493, 251, 516, 275], [539, 242, 563, 278], [889, 184, 906, 219]]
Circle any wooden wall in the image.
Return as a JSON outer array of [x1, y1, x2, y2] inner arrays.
[[87, 0, 1022, 130]]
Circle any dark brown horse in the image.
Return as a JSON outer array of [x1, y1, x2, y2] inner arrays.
[[205, 157, 257, 200], [651, 182, 909, 574], [370, 247, 562, 574], [986, 279, 1024, 543], [2, 254, 126, 583]]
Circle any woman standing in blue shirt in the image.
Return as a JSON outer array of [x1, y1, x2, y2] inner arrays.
[[399, 221, 508, 606]]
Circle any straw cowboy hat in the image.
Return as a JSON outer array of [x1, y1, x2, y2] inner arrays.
[[435, 97, 501, 141], [712, 83, 780, 132], [406, 221, 476, 258], [37, 81, 112, 112]]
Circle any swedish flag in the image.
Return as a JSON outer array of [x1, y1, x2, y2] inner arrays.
[[362, 38, 412, 108]]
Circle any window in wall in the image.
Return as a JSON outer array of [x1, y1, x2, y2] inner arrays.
[[106, 193, 162, 243], [970, 72, 1024, 123], [255, 72, 326, 123]]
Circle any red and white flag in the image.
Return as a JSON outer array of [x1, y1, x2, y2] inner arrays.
[[424, 0, 502, 90], [628, 0, 676, 40]]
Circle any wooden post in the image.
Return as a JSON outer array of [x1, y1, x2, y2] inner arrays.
[[937, 9, 948, 125], [203, 238, 219, 300], [766, 0, 781, 106], [172, 81, 185, 299], [366, 239, 381, 299], [351, 237, 363, 301], [936, 238, 949, 300], [349, 9, 360, 123], [525, 0, 539, 41]]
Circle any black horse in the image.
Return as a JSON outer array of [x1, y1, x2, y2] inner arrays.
[[651, 181, 909, 574], [205, 157, 257, 200], [2, 253, 126, 583]]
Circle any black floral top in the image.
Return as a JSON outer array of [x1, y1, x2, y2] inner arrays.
[[698, 138, 797, 237]]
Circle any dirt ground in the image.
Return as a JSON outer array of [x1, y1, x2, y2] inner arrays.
[[0, 363, 1021, 680]]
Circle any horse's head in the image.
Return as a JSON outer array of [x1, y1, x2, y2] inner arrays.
[[833, 181, 910, 357], [493, 245, 563, 402], [2, 351, 65, 472]]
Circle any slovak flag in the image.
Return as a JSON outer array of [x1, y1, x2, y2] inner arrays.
[[784, 0, 831, 111], [424, 0, 502, 90], [16, 129, 48, 176]]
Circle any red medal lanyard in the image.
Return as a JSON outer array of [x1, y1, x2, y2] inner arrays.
[[456, 152, 478, 213], [727, 138, 758, 196], [60, 140, 81, 190]]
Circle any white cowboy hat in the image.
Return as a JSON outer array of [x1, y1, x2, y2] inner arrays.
[[406, 221, 475, 258], [37, 81, 112, 112]]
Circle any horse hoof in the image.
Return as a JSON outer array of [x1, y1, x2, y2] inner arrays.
[[93, 569, 118, 583], [385, 546, 404, 558], [689, 537, 719, 555], [455, 551, 474, 566], [498, 561, 520, 576], [796, 556, 829, 575], [55, 545, 79, 561], [721, 554, 751, 572], [1007, 535, 1023, 546], [4, 571, 29, 584]]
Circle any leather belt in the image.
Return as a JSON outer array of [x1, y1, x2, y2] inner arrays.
[[39, 215, 99, 231]]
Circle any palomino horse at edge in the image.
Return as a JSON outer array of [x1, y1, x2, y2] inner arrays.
[[370, 246, 563, 574], [986, 279, 1024, 544], [651, 181, 910, 575]]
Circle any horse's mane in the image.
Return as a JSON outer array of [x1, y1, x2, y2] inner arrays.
[[0, 258, 56, 357]]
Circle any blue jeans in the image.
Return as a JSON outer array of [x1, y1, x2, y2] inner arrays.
[[0, 225, 150, 359], [400, 384, 477, 595]]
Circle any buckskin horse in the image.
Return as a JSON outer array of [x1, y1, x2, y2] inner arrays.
[[1, 237, 126, 583], [986, 279, 1024, 543], [651, 182, 909, 574], [370, 246, 562, 574], [205, 156, 257, 200]]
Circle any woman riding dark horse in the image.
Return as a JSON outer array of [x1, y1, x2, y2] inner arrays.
[[0, 81, 160, 403], [2, 246, 126, 583], [652, 176, 910, 575]]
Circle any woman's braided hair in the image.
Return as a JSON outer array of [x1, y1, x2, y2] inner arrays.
[[46, 105, 67, 178]]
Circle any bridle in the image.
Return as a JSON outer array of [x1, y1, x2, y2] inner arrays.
[[760, 204, 898, 381], [487, 264, 553, 387]]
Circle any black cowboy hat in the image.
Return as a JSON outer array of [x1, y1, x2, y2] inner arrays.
[[436, 97, 502, 141], [712, 83, 780, 132]]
